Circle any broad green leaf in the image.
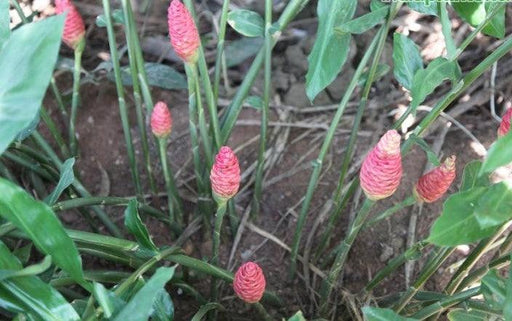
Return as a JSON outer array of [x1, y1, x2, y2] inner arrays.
[[410, 57, 461, 113], [428, 188, 497, 246], [479, 130, 512, 175], [227, 9, 264, 38], [481, 269, 506, 310], [287, 311, 307, 321], [0, 255, 52, 281], [244, 95, 263, 109], [460, 161, 490, 191], [0, 241, 80, 321], [358, 64, 390, 87], [0, 15, 64, 155], [191, 303, 222, 321], [408, 1, 439, 16], [0, 178, 86, 286], [392, 33, 423, 90], [225, 37, 264, 68], [305, 0, 357, 102], [409, 134, 440, 166], [452, 2, 505, 38], [151, 290, 174, 321], [44, 158, 75, 205], [114, 63, 187, 90], [92, 283, 126, 318], [506, 254, 512, 320], [370, 0, 388, 12], [474, 181, 512, 228], [362, 307, 417, 320], [0, 0, 9, 47], [447, 309, 489, 321], [15, 112, 40, 142], [12, 244, 32, 265], [335, 6, 388, 34], [113, 266, 175, 321], [124, 199, 158, 253]]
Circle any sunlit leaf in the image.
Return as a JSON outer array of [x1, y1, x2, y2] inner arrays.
[[408, 1, 439, 16], [392, 33, 423, 90], [0, 255, 52, 281], [92, 283, 126, 318], [447, 309, 490, 321], [479, 129, 512, 175], [362, 307, 417, 320], [287, 310, 307, 321], [44, 158, 75, 205], [335, 6, 388, 34], [151, 290, 174, 321], [460, 161, 490, 191], [227, 9, 264, 37], [124, 199, 158, 254], [452, 2, 505, 38], [474, 181, 512, 228]]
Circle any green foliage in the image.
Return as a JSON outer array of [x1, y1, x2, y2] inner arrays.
[[409, 134, 440, 166], [191, 303, 222, 321], [0, 15, 64, 155], [0, 178, 86, 287], [305, 0, 356, 101], [335, 5, 388, 34], [362, 307, 417, 320], [473, 181, 512, 228], [124, 199, 158, 254], [225, 37, 264, 67], [287, 310, 307, 321], [0, 0, 8, 47], [481, 269, 506, 310], [0, 255, 51, 281], [115, 63, 187, 90], [92, 283, 125, 318], [358, 64, 390, 87], [407, 1, 439, 16], [96, 9, 125, 27], [479, 130, 512, 176], [452, 2, 505, 38], [227, 9, 264, 37], [44, 158, 75, 206], [447, 309, 489, 321], [460, 161, 490, 191], [392, 33, 423, 90]]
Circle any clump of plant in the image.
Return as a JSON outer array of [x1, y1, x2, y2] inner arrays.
[[0, 0, 512, 320]]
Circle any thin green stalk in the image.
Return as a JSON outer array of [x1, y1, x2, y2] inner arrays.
[[364, 196, 416, 228], [319, 199, 375, 315], [219, 0, 311, 143], [212, 0, 230, 102], [182, 0, 222, 150], [2, 151, 55, 181], [439, 2, 456, 59], [121, 0, 157, 195], [50, 78, 68, 117], [251, 0, 272, 218], [394, 247, 455, 313], [31, 131, 123, 237], [288, 27, 382, 279], [69, 41, 84, 156], [445, 221, 512, 294], [192, 64, 213, 167], [10, 0, 28, 23], [101, 0, 142, 197], [210, 202, 227, 316], [40, 107, 70, 157], [410, 287, 480, 320], [158, 138, 184, 226], [457, 254, 510, 291], [364, 241, 428, 293]]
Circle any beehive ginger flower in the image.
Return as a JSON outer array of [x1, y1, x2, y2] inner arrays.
[[414, 156, 456, 203], [233, 262, 266, 304], [167, 0, 200, 63], [55, 0, 85, 50], [210, 146, 240, 203], [498, 108, 512, 137], [151, 102, 173, 139]]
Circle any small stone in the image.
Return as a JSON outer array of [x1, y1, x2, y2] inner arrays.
[[379, 244, 394, 262]]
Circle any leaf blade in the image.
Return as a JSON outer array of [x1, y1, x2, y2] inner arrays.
[[227, 9, 264, 37]]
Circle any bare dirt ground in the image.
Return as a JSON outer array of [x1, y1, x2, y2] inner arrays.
[[21, 0, 512, 319]]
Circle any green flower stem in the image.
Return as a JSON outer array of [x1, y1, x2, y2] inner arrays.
[[445, 221, 512, 294], [251, 0, 272, 218], [364, 196, 416, 228], [457, 254, 510, 291], [183, 0, 222, 150], [364, 241, 429, 293], [288, 28, 382, 279], [158, 138, 184, 226], [394, 247, 455, 313], [410, 287, 480, 320], [50, 78, 68, 118], [2, 151, 55, 181], [31, 131, 123, 237], [319, 199, 375, 315], [212, 0, 230, 102], [253, 302, 274, 321], [101, 0, 142, 197], [40, 107, 70, 157], [210, 202, 228, 312], [69, 41, 84, 156], [219, 0, 311, 143], [120, 0, 157, 195], [192, 64, 213, 167]]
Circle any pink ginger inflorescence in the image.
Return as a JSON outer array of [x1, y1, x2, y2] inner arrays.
[[498, 108, 512, 137], [360, 130, 402, 201], [55, 0, 85, 50], [414, 156, 456, 203], [233, 262, 266, 304], [151, 102, 173, 138], [210, 146, 240, 203], [167, 0, 200, 63]]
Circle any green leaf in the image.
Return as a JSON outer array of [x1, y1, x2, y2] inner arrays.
[[505, 254, 512, 320], [473, 181, 512, 228], [335, 6, 388, 34], [481, 269, 506, 310], [92, 283, 126, 318], [96, 9, 125, 27], [0, 15, 64, 155], [227, 9, 264, 37], [12, 244, 32, 265], [124, 199, 158, 254], [305, 0, 357, 102], [44, 158, 75, 206], [190, 303, 222, 321], [244, 95, 264, 109], [358, 64, 390, 87], [479, 130, 512, 176], [392, 33, 423, 90], [452, 2, 505, 38], [151, 290, 174, 321], [410, 57, 461, 114], [0, 255, 52, 281], [0, 241, 80, 321], [362, 307, 418, 320], [114, 63, 187, 90], [409, 134, 440, 166], [287, 311, 307, 321], [225, 37, 264, 68], [370, 0, 388, 12], [427, 188, 497, 246], [460, 161, 490, 191], [447, 309, 489, 321], [15, 111, 40, 142], [407, 1, 439, 16], [0, 178, 86, 287], [113, 266, 176, 321], [0, 0, 9, 47]]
